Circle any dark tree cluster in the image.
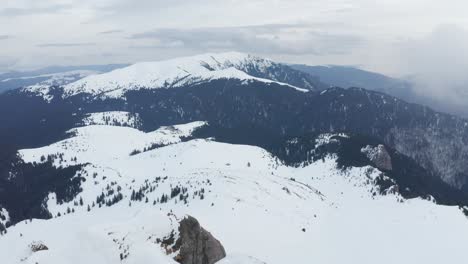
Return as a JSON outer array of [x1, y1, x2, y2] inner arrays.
[[0, 150, 84, 225]]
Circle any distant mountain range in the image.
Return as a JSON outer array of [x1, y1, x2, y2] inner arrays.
[[0, 64, 128, 94], [291, 64, 468, 118], [290, 64, 412, 98], [4, 60, 467, 119]]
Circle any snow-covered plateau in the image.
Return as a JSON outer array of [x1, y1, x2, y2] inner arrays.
[[1, 113, 468, 264]]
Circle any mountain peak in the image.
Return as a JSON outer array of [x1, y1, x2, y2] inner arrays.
[[61, 52, 295, 98], [179, 51, 267, 64], [131, 51, 270, 71], [23, 52, 315, 100]]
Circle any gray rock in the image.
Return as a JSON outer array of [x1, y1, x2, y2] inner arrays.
[[361, 144, 393, 171], [162, 215, 226, 264], [30, 241, 49, 252]]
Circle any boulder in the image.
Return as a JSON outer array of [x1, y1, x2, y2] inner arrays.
[[30, 241, 49, 252], [159, 215, 226, 264], [174, 216, 226, 264]]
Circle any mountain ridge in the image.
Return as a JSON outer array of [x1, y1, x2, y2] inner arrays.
[[23, 52, 323, 100], [0, 64, 128, 94]]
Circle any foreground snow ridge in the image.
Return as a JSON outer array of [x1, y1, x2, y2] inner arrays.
[[3, 121, 468, 264]]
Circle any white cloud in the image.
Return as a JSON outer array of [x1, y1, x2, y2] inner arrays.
[[1, 0, 468, 77], [391, 25, 468, 113]]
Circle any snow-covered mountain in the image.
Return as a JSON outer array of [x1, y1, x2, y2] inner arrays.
[[0, 64, 127, 94], [3, 52, 468, 263], [2, 115, 468, 263], [23, 52, 325, 100], [1, 70, 98, 96], [4, 53, 468, 190]]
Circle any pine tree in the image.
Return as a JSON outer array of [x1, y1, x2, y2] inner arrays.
[[160, 194, 168, 203], [87, 205, 91, 212]]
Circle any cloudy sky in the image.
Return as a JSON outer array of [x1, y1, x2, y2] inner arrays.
[[1, 0, 468, 80]]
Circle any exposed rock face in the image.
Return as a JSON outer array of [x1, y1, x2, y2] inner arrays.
[[174, 216, 226, 264], [30, 241, 49, 252], [361, 144, 393, 171], [158, 215, 226, 264]]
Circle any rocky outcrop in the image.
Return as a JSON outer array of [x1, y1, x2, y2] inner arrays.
[[361, 144, 393, 171], [30, 241, 49, 252], [175, 216, 226, 264], [159, 215, 226, 264]]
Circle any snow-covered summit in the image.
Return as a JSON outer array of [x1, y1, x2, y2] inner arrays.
[[54, 52, 306, 98]]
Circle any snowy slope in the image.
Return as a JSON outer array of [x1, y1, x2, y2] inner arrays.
[[15, 70, 99, 100], [0, 69, 98, 93], [80, 111, 143, 128], [19, 117, 207, 168], [0, 64, 128, 94], [22, 52, 307, 100], [2, 119, 468, 263]]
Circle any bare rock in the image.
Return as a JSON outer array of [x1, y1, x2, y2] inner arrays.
[[30, 241, 49, 252], [174, 215, 226, 264], [159, 215, 226, 264], [361, 144, 393, 171]]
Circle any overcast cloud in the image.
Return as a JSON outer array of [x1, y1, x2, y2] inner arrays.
[[1, 0, 467, 73], [1, 0, 468, 109], [129, 24, 363, 55]]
